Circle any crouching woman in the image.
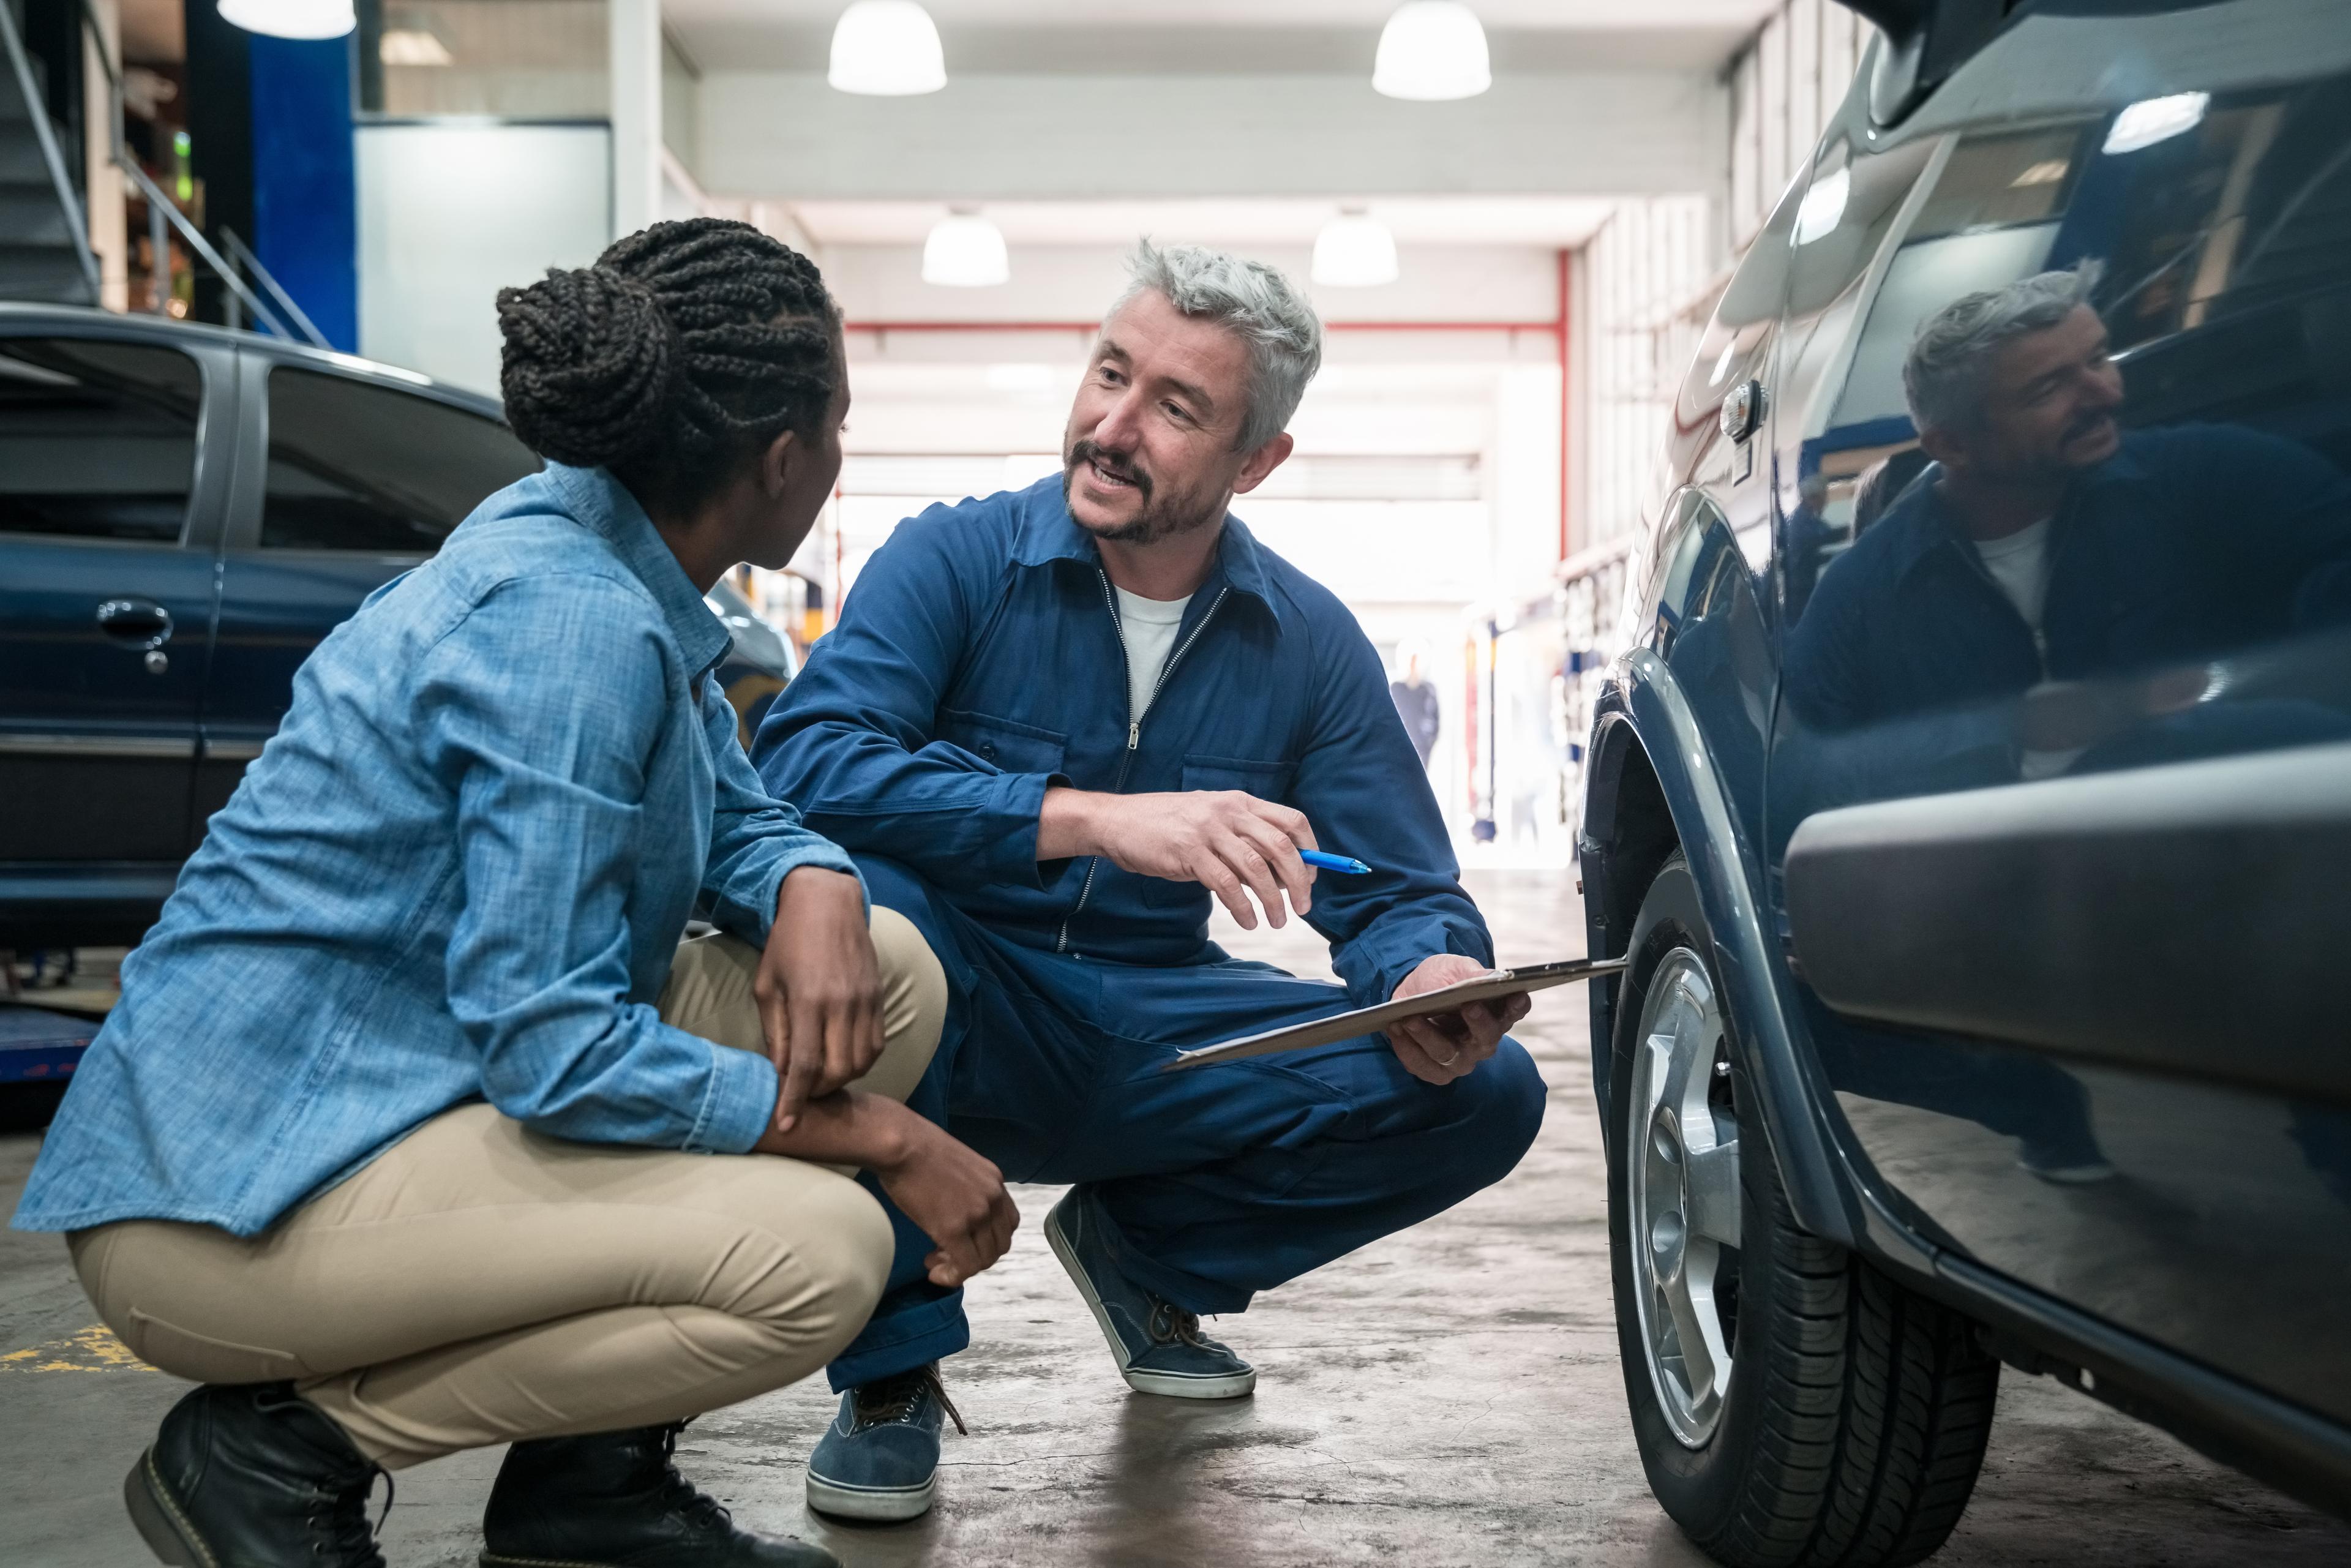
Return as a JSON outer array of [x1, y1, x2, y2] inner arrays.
[[10, 219, 1016, 1568]]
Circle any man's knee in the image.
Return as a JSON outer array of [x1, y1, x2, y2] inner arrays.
[[1459, 1038, 1548, 1186]]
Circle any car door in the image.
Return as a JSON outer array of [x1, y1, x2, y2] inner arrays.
[[197, 351, 538, 830], [0, 328, 232, 866], [1767, 9, 2351, 1425]]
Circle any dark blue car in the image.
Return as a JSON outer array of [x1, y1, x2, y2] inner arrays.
[[0, 306, 798, 960], [1582, 1, 2351, 1561]]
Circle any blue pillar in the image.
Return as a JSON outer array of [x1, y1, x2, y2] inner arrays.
[[246, 36, 358, 351]]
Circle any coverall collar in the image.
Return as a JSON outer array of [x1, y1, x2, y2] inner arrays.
[[542, 461, 734, 677], [1010, 477, 1277, 614], [1886, 445, 2147, 591]]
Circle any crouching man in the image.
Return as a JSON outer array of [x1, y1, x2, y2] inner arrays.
[[756, 241, 1547, 1521]]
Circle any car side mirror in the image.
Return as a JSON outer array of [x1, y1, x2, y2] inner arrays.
[[1832, 0, 2008, 125]]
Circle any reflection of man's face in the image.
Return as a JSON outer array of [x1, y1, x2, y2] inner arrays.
[[1946, 304, 2125, 483]]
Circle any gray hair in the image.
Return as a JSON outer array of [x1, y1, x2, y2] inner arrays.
[[1902, 263, 2104, 435], [1113, 238, 1324, 452]]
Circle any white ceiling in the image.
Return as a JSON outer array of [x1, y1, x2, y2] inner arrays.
[[791, 196, 1618, 249], [666, 1, 1783, 24]]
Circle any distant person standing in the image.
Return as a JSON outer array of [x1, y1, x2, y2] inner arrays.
[[1389, 645, 1441, 768]]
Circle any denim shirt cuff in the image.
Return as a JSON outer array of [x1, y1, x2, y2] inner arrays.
[[686, 1038, 781, 1155], [735, 838, 870, 947]]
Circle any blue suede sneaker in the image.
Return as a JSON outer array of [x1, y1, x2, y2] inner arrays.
[[803, 1362, 964, 1521], [1045, 1187, 1257, 1399]]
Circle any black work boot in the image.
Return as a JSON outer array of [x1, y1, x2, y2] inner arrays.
[[123, 1381, 388, 1567], [481, 1420, 839, 1567]]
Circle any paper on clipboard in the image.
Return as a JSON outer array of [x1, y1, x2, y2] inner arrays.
[[1160, 956, 1629, 1072]]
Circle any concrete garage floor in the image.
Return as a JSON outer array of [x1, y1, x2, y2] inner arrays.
[[5, 870, 2347, 1567]]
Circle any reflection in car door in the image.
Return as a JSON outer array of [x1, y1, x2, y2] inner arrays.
[[1767, 13, 2351, 1427], [0, 331, 231, 865], [198, 351, 539, 830]]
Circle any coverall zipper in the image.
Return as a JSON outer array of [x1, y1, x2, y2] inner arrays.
[[1054, 570, 1231, 954]]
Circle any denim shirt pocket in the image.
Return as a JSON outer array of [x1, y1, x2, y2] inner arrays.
[[935, 707, 1069, 776]]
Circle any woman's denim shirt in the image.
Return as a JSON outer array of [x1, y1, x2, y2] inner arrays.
[[13, 464, 855, 1237]]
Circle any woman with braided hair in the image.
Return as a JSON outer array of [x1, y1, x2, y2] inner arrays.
[[13, 219, 1018, 1568]]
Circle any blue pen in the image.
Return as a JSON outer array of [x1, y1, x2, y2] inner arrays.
[[1300, 849, 1373, 876]]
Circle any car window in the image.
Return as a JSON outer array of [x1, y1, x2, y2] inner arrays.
[[260, 366, 539, 553], [1772, 67, 2351, 842], [0, 337, 203, 544]]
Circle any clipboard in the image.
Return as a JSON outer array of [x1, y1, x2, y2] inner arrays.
[[1160, 956, 1629, 1072]]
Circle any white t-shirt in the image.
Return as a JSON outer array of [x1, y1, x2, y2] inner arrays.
[[1975, 518, 2082, 780], [1973, 517, 2054, 653], [1113, 585, 1193, 722]]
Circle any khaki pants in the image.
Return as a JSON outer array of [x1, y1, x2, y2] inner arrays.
[[68, 910, 945, 1469]]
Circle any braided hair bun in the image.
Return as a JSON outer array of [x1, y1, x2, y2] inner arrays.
[[496, 217, 839, 509]]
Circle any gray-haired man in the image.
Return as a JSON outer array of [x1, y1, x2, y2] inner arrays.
[[754, 242, 1547, 1520], [1788, 265, 2351, 752]]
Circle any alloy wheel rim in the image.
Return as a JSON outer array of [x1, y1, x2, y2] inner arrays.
[[1628, 947, 1742, 1448]]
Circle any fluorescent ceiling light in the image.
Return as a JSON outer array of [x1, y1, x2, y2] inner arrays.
[[1792, 166, 1849, 246], [379, 28, 451, 66], [218, 0, 353, 39], [923, 212, 1008, 287], [1373, 2, 1490, 102], [830, 1, 947, 97], [2104, 92, 2208, 155], [1313, 212, 1399, 288], [2010, 159, 2069, 188]]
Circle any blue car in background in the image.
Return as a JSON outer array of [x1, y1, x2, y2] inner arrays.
[[0, 307, 799, 1086], [1582, 1, 2351, 1562]]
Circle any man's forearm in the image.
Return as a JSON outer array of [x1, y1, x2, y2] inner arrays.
[[751, 1087, 917, 1168], [1037, 786, 1110, 861]]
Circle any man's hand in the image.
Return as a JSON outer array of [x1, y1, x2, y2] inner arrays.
[[1385, 953, 1531, 1086], [758, 867, 883, 1132], [1040, 787, 1318, 930], [872, 1117, 1021, 1288]]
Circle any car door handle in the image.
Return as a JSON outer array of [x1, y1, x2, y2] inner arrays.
[[96, 598, 174, 648], [1784, 740, 2351, 1107]]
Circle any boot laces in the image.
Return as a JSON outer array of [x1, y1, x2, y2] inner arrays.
[[1147, 1299, 1209, 1349], [650, 1420, 733, 1531], [853, 1362, 968, 1437], [305, 1466, 391, 1566]]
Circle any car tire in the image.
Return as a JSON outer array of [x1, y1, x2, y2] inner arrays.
[[1607, 853, 1999, 1567]]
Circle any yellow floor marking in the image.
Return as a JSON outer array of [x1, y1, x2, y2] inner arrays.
[[0, 1322, 156, 1372]]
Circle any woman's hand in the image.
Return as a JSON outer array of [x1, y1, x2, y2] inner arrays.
[[872, 1118, 1021, 1288], [757, 867, 883, 1131]]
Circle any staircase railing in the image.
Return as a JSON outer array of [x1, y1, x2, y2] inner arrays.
[[0, 0, 104, 302], [70, 2, 329, 349]]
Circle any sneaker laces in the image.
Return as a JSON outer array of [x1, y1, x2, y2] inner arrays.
[[306, 1465, 391, 1567], [853, 1362, 968, 1437], [1147, 1299, 1210, 1349], [650, 1420, 733, 1531]]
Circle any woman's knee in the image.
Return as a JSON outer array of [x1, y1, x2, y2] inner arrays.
[[727, 1166, 894, 1341]]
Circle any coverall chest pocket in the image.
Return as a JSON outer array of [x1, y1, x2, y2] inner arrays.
[[1139, 752, 1298, 907], [936, 708, 1068, 776]]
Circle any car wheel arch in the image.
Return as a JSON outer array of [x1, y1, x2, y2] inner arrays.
[[1583, 653, 1858, 1248]]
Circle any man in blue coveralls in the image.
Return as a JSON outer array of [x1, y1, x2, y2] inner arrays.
[[754, 240, 1546, 1521]]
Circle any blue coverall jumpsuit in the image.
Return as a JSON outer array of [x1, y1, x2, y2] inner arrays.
[[754, 478, 1548, 1389]]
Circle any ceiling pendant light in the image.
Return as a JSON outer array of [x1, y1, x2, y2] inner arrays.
[[1373, 2, 1490, 102], [218, 0, 354, 40], [923, 211, 1008, 287], [829, 1, 947, 96], [1312, 211, 1398, 288]]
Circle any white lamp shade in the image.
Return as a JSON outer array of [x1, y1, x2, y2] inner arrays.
[[830, 1, 947, 96], [1373, 2, 1490, 102], [923, 214, 1009, 287], [1312, 214, 1398, 288], [219, 0, 354, 39]]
